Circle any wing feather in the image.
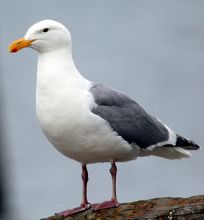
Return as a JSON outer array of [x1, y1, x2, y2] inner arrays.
[[90, 84, 169, 148]]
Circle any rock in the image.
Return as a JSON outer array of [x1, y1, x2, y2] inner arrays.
[[41, 195, 204, 220]]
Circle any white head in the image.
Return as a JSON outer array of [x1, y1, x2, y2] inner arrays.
[[9, 20, 72, 53]]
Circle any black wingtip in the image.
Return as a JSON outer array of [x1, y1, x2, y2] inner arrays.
[[176, 135, 200, 150]]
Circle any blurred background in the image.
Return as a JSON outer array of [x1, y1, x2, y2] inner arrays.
[[0, 0, 204, 219]]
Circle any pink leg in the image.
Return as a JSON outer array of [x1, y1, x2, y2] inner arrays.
[[56, 164, 91, 217], [94, 162, 119, 210], [81, 164, 90, 206]]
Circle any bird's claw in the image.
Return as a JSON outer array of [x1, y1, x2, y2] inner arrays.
[[56, 202, 91, 217], [94, 199, 119, 210]]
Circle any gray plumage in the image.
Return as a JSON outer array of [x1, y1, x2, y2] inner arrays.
[[90, 84, 169, 148], [90, 84, 200, 150]]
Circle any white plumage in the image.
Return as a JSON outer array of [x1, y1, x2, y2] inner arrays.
[[9, 19, 199, 216], [36, 44, 136, 164]]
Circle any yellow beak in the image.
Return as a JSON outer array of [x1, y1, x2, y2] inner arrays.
[[8, 37, 35, 53]]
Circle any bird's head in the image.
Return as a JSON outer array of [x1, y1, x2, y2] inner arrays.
[[9, 19, 72, 53]]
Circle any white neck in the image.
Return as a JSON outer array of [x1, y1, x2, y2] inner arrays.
[[36, 47, 91, 112], [37, 48, 86, 83]]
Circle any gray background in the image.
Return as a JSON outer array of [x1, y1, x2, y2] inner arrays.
[[1, 1, 204, 220]]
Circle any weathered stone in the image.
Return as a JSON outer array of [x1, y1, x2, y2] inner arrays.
[[41, 195, 204, 220]]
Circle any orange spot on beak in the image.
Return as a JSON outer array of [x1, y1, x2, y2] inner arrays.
[[8, 37, 35, 53]]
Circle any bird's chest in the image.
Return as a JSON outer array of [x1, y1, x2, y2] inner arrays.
[[36, 82, 94, 145], [36, 79, 134, 164]]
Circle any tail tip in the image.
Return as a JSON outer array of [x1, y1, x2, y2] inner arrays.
[[176, 135, 200, 150]]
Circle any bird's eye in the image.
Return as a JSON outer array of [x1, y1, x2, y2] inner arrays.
[[43, 28, 49, 33]]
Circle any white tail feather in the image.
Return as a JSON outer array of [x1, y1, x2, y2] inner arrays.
[[139, 147, 192, 160]]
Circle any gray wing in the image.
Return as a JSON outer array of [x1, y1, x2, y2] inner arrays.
[[90, 84, 169, 149]]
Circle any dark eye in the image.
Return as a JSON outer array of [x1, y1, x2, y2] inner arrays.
[[43, 28, 49, 33]]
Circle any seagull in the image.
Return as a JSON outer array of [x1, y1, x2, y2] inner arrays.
[[9, 20, 200, 217]]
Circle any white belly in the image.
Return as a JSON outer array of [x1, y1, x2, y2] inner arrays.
[[36, 86, 138, 164]]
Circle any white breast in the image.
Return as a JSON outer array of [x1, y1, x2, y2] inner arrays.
[[36, 51, 137, 164]]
